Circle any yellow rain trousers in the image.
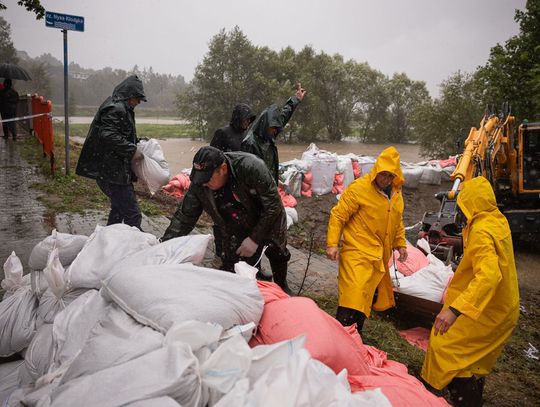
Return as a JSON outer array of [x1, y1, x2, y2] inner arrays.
[[326, 146, 406, 317], [421, 176, 520, 390]]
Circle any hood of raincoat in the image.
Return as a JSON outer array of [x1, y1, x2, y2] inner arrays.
[[368, 146, 405, 188], [230, 103, 256, 130], [112, 75, 147, 102], [250, 104, 284, 139], [457, 176, 498, 223]]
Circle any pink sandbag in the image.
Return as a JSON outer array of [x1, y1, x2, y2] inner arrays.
[[301, 189, 312, 198], [349, 369, 450, 406], [438, 157, 457, 168], [303, 171, 313, 184], [352, 161, 361, 178], [388, 243, 429, 276], [278, 186, 297, 208], [334, 173, 344, 185], [249, 296, 371, 376], [256, 281, 289, 304], [398, 327, 430, 351]]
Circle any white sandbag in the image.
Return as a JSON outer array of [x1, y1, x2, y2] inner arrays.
[[132, 139, 171, 195], [285, 207, 298, 224], [2, 251, 23, 294], [124, 397, 182, 407], [216, 347, 392, 407], [311, 155, 338, 196], [65, 224, 159, 289], [356, 156, 376, 176], [202, 334, 252, 401], [61, 304, 164, 384], [37, 287, 88, 327], [28, 230, 88, 271], [280, 158, 310, 172], [51, 289, 110, 370], [337, 156, 354, 187], [30, 270, 49, 299], [280, 167, 304, 197], [0, 360, 25, 406], [419, 164, 443, 185], [101, 263, 264, 334], [47, 343, 201, 407], [114, 234, 213, 272], [0, 286, 38, 356], [401, 166, 424, 189], [286, 214, 294, 229], [393, 254, 453, 302], [20, 323, 54, 385]]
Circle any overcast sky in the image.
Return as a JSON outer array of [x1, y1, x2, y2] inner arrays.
[[3, 0, 526, 96]]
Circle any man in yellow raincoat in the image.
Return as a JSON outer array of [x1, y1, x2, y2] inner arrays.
[[422, 176, 520, 406], [326, 146, 407, 333]]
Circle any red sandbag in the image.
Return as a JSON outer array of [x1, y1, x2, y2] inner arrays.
[[249, 296, 371, 376], [352, 161, 361, 178], [278, 186, 297, 208], [256, 281, 289, 304], [398, 327, 430, 351], [388, 242, 429, 276]]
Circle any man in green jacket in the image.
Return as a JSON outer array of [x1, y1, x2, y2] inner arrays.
[[241, 84, 306, 183], [162, 146, 293, 294], [76, 75, 146, 229]]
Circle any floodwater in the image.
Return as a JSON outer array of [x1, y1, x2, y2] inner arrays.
[[158, 138, 424, 177]]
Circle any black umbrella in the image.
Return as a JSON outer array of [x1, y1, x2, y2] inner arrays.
[[0, 63, 31, 81]]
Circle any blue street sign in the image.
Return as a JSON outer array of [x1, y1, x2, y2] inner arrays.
[[45, 11, 85, 32]]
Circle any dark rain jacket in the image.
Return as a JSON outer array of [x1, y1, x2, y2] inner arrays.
[[210, 104, 256, 152], [0, 86, 19, 117], [75, 75, 146, 185], [241, 96, 301, 183], [162, 152, 287, 247]]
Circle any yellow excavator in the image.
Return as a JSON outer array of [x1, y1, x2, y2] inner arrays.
[[420, 104, 540, 259]]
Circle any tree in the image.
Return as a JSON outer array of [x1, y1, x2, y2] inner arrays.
[[414, 72, 483, 158], [386, 73, 431, 143], [0, 16, 18, 63], [0, 0, 45, 19], [475, 0, 540, 120]]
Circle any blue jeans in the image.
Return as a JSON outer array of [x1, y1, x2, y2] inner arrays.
[[96, 179, 142, 230]]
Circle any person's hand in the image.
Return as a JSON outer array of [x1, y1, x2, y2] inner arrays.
[[433, 308, 458, 336], [397, 247, 408, 262], [236, 237, 258, 258], [132, 148, 144, 162], [295, 82, 307, 101], [326, 246, 339, 261]]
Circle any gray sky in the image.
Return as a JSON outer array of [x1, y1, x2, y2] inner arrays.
[[3, 0, 525, 96]]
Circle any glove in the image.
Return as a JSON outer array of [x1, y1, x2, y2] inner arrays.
[[236, 237, 258, 258]]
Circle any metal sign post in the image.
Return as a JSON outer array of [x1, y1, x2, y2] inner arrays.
[[45, 11, 85, 175]]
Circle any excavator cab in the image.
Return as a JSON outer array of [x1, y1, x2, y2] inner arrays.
[[519, 122, 540, 192]]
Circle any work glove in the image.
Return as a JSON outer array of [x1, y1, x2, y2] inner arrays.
[[236, 237, 258, 258]]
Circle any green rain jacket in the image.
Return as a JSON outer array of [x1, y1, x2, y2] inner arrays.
[[75, 75, 146, 185], [162, 152, 287, 247], [241, 96, 301, 183]]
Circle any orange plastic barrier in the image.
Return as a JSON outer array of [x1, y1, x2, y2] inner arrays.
[[31, 94, 54, 174]]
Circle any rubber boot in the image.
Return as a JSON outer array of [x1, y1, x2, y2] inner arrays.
[[271, 262, 294, 295], [336, 306, 366, 334], [447, 377, 484, 407]]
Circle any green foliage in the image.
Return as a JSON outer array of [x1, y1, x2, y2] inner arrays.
[[0, 17, 18, 63], [179, 27, 430, 143], [0, 0, 45, 19], [474, 1, 540, 121], [415, 72, 484, 158]]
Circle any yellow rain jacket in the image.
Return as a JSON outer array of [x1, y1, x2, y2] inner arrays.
[[422, 176, 520, 390], [326, 146, 406, 316]]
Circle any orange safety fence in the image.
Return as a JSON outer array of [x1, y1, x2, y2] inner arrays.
[[31, 94, 55, 174]]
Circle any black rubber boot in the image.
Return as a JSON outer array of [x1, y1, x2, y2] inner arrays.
[[336, 306, 367, 334], [271, 262, 294, 295], [447, 377, 484, 407]]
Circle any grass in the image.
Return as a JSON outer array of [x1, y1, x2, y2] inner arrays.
[[52, 122, 198, 139]]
